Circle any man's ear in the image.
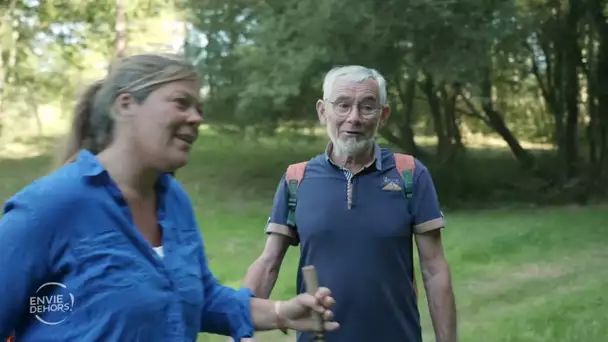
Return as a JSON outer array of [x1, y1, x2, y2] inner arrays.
[[378, 105, 391, 129], [316, 99, 326, 125]]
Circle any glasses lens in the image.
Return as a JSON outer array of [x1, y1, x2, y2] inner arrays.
[[333, 102, 352, 115]]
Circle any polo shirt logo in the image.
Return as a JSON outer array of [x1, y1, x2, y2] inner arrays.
[[381, 181, 402, 191]]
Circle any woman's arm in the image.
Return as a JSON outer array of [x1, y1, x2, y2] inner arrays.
[[199, 256, 338, 341], [197, 242, 337, 340], [0, 193, 60, 338], [197, 236, 256, 340], [248, 298, 280, 331], [198, 284, 284, 333], [173, 180, 335, 339], [198, 275, 256, 340]]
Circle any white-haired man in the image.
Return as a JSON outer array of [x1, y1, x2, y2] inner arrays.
[[241, 65, 457, 342]]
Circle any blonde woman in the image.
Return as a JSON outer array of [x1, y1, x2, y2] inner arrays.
[[0, 53, 338, 341]]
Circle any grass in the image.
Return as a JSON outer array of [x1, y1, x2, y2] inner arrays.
[[0, 130, 607, 342]]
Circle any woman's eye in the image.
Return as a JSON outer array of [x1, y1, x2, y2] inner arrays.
[[174, 98, 190, 110]]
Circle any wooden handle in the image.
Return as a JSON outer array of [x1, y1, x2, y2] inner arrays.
[[301, 265, 325, 341]]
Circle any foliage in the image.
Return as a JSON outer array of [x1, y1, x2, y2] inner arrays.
[[184, 0, 608, 192], [2, 0, 608, 198], [0, 0, 184, 136]]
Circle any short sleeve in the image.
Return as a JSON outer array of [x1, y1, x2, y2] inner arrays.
[[264, 174, 299, 245], [410, 160, 445, 234]]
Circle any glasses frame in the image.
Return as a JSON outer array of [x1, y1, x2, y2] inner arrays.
[[326, 99, 383, 119]]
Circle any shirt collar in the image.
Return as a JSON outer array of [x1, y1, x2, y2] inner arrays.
[[75, 149, 105, 177], [324, 142, 383, 171], [74, 149, 172, 192]]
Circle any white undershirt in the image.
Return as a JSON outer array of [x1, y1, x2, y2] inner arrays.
[[153, 246, 164, 258]]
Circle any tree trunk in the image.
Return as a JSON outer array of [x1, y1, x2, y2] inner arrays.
[[115, 0, 127, 58], [383, 70, 425, 157], [562, 0, 582, 178], [478, 65, 535, 170], [588, 0, 608, 183], [421, 72, 451, 159], [584, 20, 602, 189]]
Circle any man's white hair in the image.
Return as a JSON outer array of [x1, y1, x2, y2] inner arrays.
[[322, 65, 388, 105]]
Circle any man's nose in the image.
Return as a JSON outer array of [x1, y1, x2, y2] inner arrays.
[[345, 105, 362, 122]]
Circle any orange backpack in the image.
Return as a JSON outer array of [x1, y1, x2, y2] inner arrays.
[[284, 153, 419, 296]]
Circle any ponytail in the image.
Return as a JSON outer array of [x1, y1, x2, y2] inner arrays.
[[54, 80, 104, 167]]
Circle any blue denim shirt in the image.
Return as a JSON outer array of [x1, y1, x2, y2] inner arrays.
[[0, 150, 255, 341]]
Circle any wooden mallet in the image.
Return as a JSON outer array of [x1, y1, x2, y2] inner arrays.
[[301, 265, 325, 341]]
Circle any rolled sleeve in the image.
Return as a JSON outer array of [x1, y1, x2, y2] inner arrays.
[[411, 161, 445, 234], [265, 174, 299, 245], [199, 241, 255, 340]]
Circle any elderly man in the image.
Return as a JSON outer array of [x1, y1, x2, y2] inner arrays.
[[240, 65, 457, 342]]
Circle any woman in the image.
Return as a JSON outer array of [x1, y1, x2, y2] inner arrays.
[[0, 53, 338, 341]]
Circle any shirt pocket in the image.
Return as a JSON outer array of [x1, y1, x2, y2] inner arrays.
[[368, 185, 413, 237], [71, 230, 149, 293]]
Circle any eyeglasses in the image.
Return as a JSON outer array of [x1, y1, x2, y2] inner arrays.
[[327, 100, 382, 118]]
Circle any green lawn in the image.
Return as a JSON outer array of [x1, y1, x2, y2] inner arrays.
[[1, 131, 607, 342]]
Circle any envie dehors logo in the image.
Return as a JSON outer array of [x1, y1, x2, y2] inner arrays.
[[29, 282, 75, 325]]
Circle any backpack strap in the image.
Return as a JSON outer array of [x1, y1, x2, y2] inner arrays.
[[285, 161, 308, 227], [393, 153, 416, 199], [393, 153, 419, 297]]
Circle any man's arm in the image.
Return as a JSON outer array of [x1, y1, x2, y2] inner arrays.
[[415, 230, 457, 342], [242, 174, 298, 299], [242, 232, 291, 298], [410, 161, 457, 342], [229, 175, 298, 341]]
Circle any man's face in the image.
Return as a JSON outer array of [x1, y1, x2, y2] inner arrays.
[[316, 77, 390, 156]]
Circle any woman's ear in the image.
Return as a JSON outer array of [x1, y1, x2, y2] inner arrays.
[[115, 93, 137, 118]]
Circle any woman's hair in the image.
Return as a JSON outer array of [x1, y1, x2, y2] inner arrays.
[[55, 53, 199, 166]]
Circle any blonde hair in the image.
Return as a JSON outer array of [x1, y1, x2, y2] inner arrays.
[[55, 53, 199, 166]]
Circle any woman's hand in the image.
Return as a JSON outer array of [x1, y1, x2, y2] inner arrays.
[[228, 287, 338, 341], [279, 287, 339, 333]]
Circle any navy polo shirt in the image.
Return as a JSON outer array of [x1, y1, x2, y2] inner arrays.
[[266, 143, 444, 342]]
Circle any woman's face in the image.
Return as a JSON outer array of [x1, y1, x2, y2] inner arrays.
[[116, 80, 203, 172]]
